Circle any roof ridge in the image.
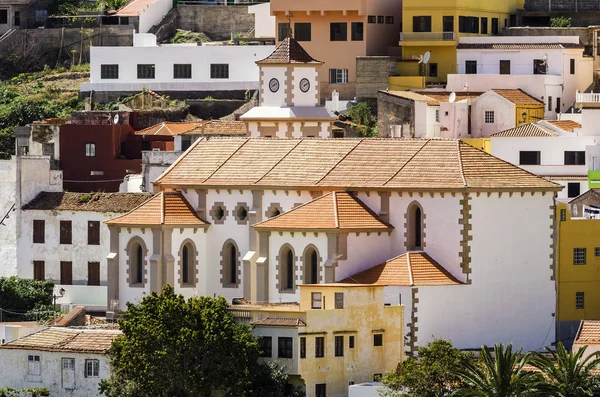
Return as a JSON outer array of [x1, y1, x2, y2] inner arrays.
[[104, 192, 161, 224], [254, 139, 304, 184], [202, 138, 250, 183], [333, 192, 339, 229], [315, 139, 365, 185], [457, 140, 467, 187], [406, 253, 414, 286], [383, 139, 431, 186]]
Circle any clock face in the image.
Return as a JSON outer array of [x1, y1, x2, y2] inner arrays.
[[299, 78, 310, 93], [269, 78, 280, 93]]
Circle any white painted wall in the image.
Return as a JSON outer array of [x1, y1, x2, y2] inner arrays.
[[291, 67, 319, 107], [414, 101, 428, 138], [260, 67, 288, 106], [0, 347, 111, 396], [248, 3, 275, 38], [138, 0, 172, 34], [471, 91, 515, 138], [172, 228, 208, 300], [0, 324, 44, 344], [118, 227, 154, 308], [253, 327, 299, 375]]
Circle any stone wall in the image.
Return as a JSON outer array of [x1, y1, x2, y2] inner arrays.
[[377, 91, 416, 138], [356, 56, 396, 99], [176, 5, 255, 40], [188, 99, 247, 119]]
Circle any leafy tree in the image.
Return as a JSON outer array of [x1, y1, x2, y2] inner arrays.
[[380, 339, 473, 397], [530, 342, 600, 397], [0, 277, 55, 321], [550, 17, 572, 28], [99, 285, 304, 397], [453, 343, 551, 397], [347, 101, 378, 137]]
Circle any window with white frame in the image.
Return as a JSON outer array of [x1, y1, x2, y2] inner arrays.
[[85, 143, 96, 157], [27, 354, 41, 375], [484, 111, 495, 124], [574, 248, 586, 265], [311, 292, 322, 309], [329, 69, 348, 84], [85, 359, 100, 377]]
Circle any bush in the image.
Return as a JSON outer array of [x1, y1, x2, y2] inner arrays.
[[0, 277, 55, 322], [550, 16, 572, 28]]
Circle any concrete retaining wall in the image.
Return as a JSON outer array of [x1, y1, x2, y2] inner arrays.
[[176, 5, 255, 40]]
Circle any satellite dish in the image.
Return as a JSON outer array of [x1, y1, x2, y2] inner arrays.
[[463, 83, 469, 92], [449, 92, 456, 103], [421, 51, 431, 64], [113, 114, 120, 125]]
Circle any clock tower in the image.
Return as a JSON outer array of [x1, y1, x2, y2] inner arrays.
[[241, 37, 337, 138]]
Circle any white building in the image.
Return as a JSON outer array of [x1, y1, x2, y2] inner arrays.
[[0, 327, 119, 396], [448, 36, 594, 120], [81, 33, 275, 94], [113, 0, 172, 34], [103, 136, 560, 353], [248, 2, 275, 38]]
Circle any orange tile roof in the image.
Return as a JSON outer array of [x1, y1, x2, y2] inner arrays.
[[491, 123, 557, 138], [0, 327, 120, 354], [251, 318, 307, 327], [105, 191, 209, 227], [22, 192, 152, 213], [253, 191, 393, 232], [115, 0, 158, 16], [155, 138, 560, 192], [134, 122, 204, 137], [492, 89, 543, 105], [382, 91, 482, 106], [341, 252, 463, 286], [575, 321, 600, 345], [546, 120, 582, 132], [183, 120, 247, 136], [256, 37, 322, 65]]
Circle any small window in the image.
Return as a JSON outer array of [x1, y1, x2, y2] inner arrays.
[[564, 151, 586, 166], [481, 17, 488, 34], [300, 337, 306, 358], [500, 60, 510, 75], [556, 97, 561, 114], [259, 336, 272, 357], [35, 9, 47, 24], [100, 64, 119, 79], [459, 16, 479, 33], [14, 11, 20, 26], [519, 151, 541, 165], [27, 355, 41, 376], [311, 292, 322, 309], [465, 61, 477, 74], [377, 16, 384, 24], [568, 183, 581, 198], [295, 23, 311, 41], [330, 22, 347, 41], [491, 18, 499, 35], [413, 16, 432, 32], [349, 335, 355, 348], [595, 247, 600, 257], [385, 16, 394, 24], [335, 292, 344, 309], [351, 22, 364, 41], [33, 220, 45, 244], [234, 204, 249, 223], [570, 58, 576, 75], [442, 16, 454, 32], [329, 69, 349, 84], [88, 221, 100, 245], [0, 10, 7, 24], [85, 359, 99, 377], [85, 143, 96, 157], [429, 63, 438, 77], [574, 248, 586, 265], [484, 111, 495, 124], [33, 261, 45, 281], [212, 205, 226, 222], [560, 209, 566, 222], [374, 333, 383, 346], [137, 64, 155, 79], [316, 384, 327, 397], [435, 109, 440, 122], [534, 59, 547, 75], [548, 96, 553, 111], [173, 64, 192, 79], [278, 23, 291, 40], [88, 262, 100, 286], [60, 220, 72, 245], [368, 15, 376, 24], [315, 337, 325, 358], [576, 292, 585, 309], [210, 64, 229, 79], [335, 335, 344, 357], [278, 337, 293, 358], [60, 261, 72, 285]]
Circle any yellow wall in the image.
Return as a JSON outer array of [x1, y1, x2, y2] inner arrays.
[[516, 105, 545, 127], [399, 46, 457, 84], [556, 203, 600, 322], [461, 138, 491, 153], [388, 76, 426, 91]]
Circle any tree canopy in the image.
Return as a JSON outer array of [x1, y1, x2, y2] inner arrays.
[[0, 277, 55, 321], [99, 285, 304, 397]]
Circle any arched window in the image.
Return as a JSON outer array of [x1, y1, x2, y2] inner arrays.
[[303, 246, 320, 284], [127, 237, 147, 287], [221, 240, 239, 288], [182, 245, 189, 284], [279, 245, 295, 292], [407, 202, 424, 251], [230, 244, 237, 285], [286, 249, 294, 289], [179, 241, 197, 287], [136, 244, 143, 284]]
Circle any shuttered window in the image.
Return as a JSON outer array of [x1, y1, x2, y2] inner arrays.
[[60, 221, 72, 245], [33, 220, 45, 244], [88, 221, 100, 245], [33, 261, 45, 281], [60, 261, 72, 285], [88, 262, 100, 286]]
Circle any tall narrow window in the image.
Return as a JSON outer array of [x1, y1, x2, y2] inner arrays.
[[407, 203, 424, 251], [88, 221, 100, 245], [414, 207, 422, 248], [300, 337, 306, 358], [280, 246, 295, 292], [491, 18, 499, 35], [576, 292, 585, 309], [85, 143, 95, 157], [315, 337, 325, 358], [556, 97, 561, 114], [286, 249, 294, 289], [335, 336, 344, 357], [33, 261, 45, 281], [351, 22, 364, 41], [481, 17, 488, 34], [88, 262, 100, 286], [60, 221, 72, 245], [442, 16, 454, 32], [230, 244, 237, 284], [136, 245, 143, 284], [500, 60, 510, 75], [304, 247, 319, 284], [182, 245, 189, 284], [33, 220, 45, 244], [222, 241, 239, 287], [0, 10, 7, 24], [570, 59, 575, 75], [60, 261, 72, 285], [548, 96, 553, 111]]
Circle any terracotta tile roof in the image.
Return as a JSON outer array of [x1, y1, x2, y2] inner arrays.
[[256, 37, 322, 65], [22, 192, 153, 213], [183, 120, 247, 136], [115, 0, 158, 16], [546, 120, 581, 132], [251, 317, 306, 327], [382, 91, 482, 106], [0, 327, 120, 354], [491, 123, 558, 138], [105, 191, 209, 226], [155, 138, 560, 191], [341, 252, 463, 286], [575, 320, 600, 345], [253, 191, 393, 232], [492, 89, 543, 105], [134, 122, 204, 137], [457, 43, 584, 50]]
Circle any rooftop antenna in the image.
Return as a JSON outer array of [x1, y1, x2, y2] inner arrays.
[[285, 11, 293, 39]]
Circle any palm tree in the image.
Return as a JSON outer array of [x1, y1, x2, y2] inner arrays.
[[530, 342, 600, 397], [452, 343, 550, 397]]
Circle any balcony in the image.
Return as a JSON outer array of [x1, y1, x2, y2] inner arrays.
[[576, 91, 600, 108], [400, 32, 456, 43]]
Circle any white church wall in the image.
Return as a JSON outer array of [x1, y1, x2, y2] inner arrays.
[[118, 228, 154, 308], [171, 228, 208, 300], [291, 67, 318, 107], [260, 67, 288, 107]]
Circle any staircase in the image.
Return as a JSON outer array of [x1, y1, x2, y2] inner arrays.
[[0, 29, 16, 45]]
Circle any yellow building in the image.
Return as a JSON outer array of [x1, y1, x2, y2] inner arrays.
[[230, 284, 403, 397], [556, 190, 600, 344], [390, 0, 524, 90]]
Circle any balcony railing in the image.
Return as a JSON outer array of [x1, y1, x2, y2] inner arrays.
[[576, 90, 600, 104], [400, 32, 456, 42]]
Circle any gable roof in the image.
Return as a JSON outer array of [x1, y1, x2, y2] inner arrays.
[[154, 138, 560, 192], [253, 191, 393, 232], [22, 192, 153, 213], [251, 318, 307, 327], [105, 191, 209, 227], [568, 188, 600, 205], [546, 120, 581, 132], [341, 252, 463, 286], [0, 327, 120, 354], [491, 123, 558, 138], [134, 122, 204, 137], [492, 89, 543, 105], [256, 37, 322, 65], [575, 320, 600, 345]]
